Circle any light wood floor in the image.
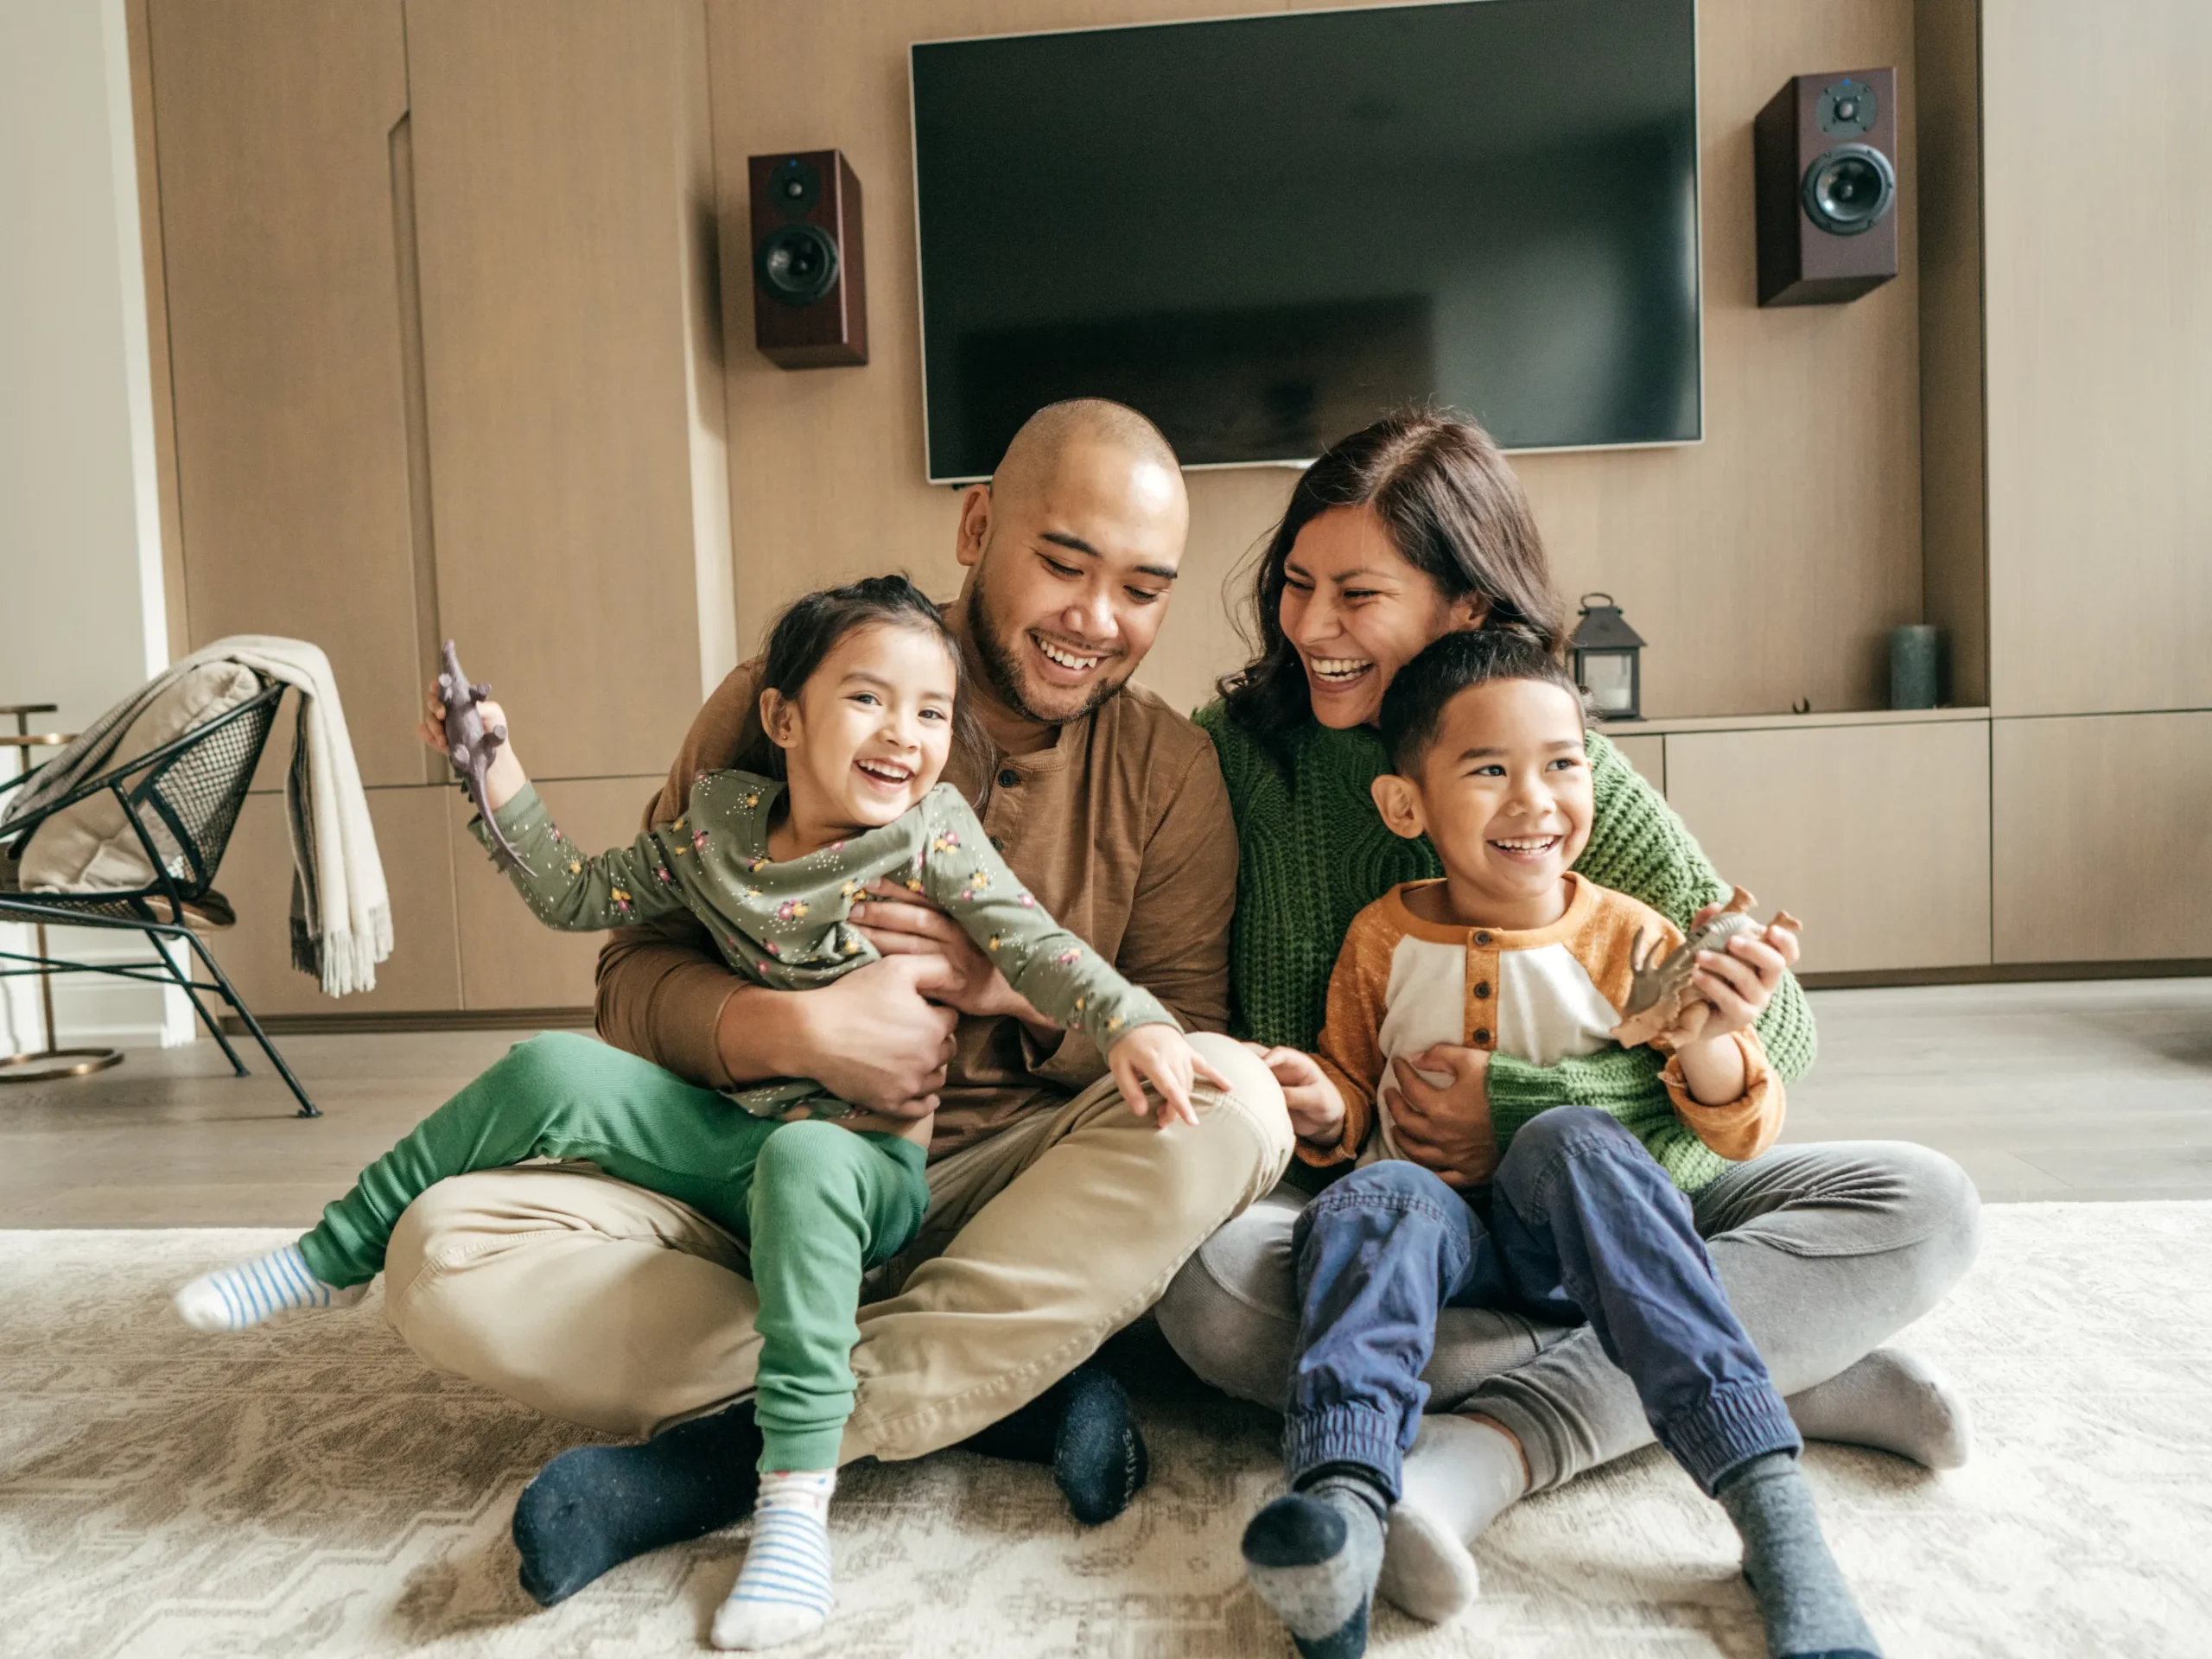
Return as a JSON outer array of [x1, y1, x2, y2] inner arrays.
[[3, 979, 2208, 1226]]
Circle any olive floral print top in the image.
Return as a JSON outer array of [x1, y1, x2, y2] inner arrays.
[[471, 772, 1174, 1118]]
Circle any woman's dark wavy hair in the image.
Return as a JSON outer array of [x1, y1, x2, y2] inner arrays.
[[729, 574, 991, 800], [1217, 410, 1567, 770]]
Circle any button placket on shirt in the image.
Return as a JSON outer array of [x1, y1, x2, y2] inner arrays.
[[1465, 933, 1498, 1048]]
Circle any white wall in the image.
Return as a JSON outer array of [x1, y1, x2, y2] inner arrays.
[[0, 0, 185, 1052]]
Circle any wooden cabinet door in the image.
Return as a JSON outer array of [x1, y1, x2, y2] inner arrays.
[[1662, 721, 1993, 975], [146, 1, 433, 791], [1984, 0, 2212, 715], [1993, 712, 2212, 963], [404, 0, 721, 786]]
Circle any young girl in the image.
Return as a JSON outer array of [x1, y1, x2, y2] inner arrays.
[[174, 575, 1225, 1651]]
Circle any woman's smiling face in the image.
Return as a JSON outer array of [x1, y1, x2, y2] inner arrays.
[[1278, 505, 1484, 729]]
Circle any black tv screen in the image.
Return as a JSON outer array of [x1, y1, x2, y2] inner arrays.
[[911, 0, 1701, 480]]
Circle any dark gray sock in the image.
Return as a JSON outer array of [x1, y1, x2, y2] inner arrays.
[[1241, 1472, 1387, 1659], [512, 1401, 761, 1606], [1715, 1452, 1884, 1659]]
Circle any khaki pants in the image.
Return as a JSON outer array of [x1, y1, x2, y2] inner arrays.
[[383, 1032, 1291, 1461]]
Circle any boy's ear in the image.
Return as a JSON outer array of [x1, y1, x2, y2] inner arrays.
[[1370, 772, 1427, 842], [760, 688, 798, 750]]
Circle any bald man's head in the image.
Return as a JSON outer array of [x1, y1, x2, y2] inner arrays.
[[951, 399, 1190, 732], [990, 398, 1181, 506]]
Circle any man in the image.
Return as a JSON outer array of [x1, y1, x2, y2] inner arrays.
[[382, 400, 1293, 1604]]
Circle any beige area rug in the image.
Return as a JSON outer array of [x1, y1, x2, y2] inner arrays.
[[3, 1204, 2209, 1659]]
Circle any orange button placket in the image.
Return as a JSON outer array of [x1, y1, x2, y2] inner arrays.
[[1465, 932, 1498, 1050]]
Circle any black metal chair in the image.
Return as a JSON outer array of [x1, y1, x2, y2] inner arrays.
[[0, 677, 318, 1116]]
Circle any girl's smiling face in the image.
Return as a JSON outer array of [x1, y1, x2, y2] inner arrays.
[[1278, 506, 1484, 729], [763, 622, 958, 839]]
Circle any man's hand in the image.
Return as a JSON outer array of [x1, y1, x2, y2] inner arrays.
[[1108, 1024, 1235, 1130], [1383, 1044, 1497, 1188], [721, 953, 958, 1116], [850, 879, 1057, 1038], [1686, 906, 1801, 1040], [1244, 1044, 1349, 1149]]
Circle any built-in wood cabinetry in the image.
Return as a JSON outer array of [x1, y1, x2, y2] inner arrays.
[[1643, 714, 1993, 976], [139, 0, 728, 1018], [1993, 714, 2212, 963], [218, 790, 461, 1018], [146, 2, 423, 792]]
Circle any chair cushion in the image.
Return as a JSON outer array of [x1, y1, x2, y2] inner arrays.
[[17, 664, 262, 893]]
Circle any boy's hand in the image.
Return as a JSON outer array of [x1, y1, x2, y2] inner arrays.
[[1108, 1024, 1232, 1131], [417, 678, 526, 812], [1685, 906, 1801, 1039], [1243, 1045, 1347, 1147]]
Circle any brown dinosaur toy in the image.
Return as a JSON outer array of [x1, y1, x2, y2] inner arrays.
[[1611, 886, 1802, 1051], [437, 639, 527, 873]]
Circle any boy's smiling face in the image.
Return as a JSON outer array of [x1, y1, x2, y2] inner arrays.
[[1371, 677, 1594, 929]]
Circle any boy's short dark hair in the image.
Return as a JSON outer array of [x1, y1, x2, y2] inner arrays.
[[1378, 628, 1588, 772]]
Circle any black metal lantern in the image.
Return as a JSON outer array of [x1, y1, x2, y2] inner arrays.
[[1571, 593, 1645, 721]]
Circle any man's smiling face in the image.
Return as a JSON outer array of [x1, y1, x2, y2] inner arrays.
[[957, 435, 1189, 728]]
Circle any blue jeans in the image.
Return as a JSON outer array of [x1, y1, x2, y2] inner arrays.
[[1285, 1107, 1802, 1498]]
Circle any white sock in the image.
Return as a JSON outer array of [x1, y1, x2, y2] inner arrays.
[[712, 1469, 836, 1651], [173, 1243, 365, 1332], [1378, 1413, 1529, 1624], [1787, 1346, 1973, 1470]]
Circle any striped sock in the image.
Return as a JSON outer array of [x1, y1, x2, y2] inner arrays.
[[711, 1470, 836, 1651], [173, 1243, 365, 1332]]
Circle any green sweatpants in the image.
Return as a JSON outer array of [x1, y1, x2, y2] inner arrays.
[[297, 1031, 928, 1471]]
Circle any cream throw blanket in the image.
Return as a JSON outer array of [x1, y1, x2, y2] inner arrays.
[[0, 638, 391, 996]]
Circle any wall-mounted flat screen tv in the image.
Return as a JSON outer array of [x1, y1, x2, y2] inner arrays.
[[911, 0, 1700, 481]]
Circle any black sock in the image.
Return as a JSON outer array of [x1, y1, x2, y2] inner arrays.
[[511, 1400, 763, 1606], [957, 1365, 1150, 1525]]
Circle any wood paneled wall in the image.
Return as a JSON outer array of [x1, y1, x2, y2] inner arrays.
[[705, 0, 1931, 721], [1983, 0, 2212, 717]]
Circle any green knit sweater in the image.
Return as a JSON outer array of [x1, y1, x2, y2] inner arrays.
[[1195, 702, 1816, 1192]]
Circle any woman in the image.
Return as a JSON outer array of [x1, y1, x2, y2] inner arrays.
[[1156, 412, 1980, 1621]]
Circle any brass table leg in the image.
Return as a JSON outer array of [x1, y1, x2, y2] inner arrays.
[[0, 913, 125, 1084]]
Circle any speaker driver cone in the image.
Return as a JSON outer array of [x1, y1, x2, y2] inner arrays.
[[1800, 143, 1897, 236], [756, 224, 840, 307]]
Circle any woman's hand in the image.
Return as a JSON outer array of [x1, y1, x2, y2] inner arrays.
[[1109, 1025, 1235, 1129], [1245, 1045, 1348, 1148], [1382, 1044, 1497, 1188], [851, 880, 1057, 1038], [1687, 906, 1801, 1039]]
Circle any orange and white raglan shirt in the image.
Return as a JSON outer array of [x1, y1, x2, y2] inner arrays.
[[1304, 873, 1783, 1192]]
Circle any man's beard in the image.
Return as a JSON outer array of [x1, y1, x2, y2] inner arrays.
[[969, 570, 1129, 727]]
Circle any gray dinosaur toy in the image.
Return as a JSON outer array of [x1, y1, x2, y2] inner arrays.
[[1611, 885, 1802, 1050], [437, 640, 527, 872]]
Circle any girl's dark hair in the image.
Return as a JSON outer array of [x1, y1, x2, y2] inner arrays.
[[1378, 628, 1586, 774], [730, 574, 990, 794], [1217, 410, 1567, 767]]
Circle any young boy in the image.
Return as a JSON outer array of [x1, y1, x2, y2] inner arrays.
[[1238, 630, 1881, 1659]]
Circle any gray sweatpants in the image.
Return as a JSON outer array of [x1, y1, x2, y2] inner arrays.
[[1154, 1141, 1981, 1492]]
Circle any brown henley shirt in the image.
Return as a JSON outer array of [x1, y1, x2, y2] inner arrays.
[[594, 638, 1237, 1160]]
